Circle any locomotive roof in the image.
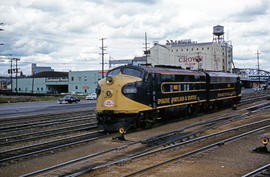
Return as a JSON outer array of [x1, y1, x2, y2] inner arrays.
[[140, 65, 205, 76], [206, 71, 239, 78]]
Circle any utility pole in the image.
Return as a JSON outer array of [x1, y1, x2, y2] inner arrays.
[[100, 38, 107, 79], [32, 65, 35, 94], [143, 32, 150, 64], [15, 58, 20, 93], [256, 50, 260, 83], [10, 59, 12, 92], [8, 58, 20, 93]]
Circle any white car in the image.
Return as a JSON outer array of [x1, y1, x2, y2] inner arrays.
[[85, 93, 97, 100]]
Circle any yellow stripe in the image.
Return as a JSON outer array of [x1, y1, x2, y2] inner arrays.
[[210, 95, 240, 101], [162, 89, 206, 94], [162, 82, 206, 84], [161, 82, 206, 94], [160, 73, 205, 76], [210, 88, 235, 91], [156, 100, 206, 109]]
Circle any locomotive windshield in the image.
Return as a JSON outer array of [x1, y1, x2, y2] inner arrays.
[[107, 68, 121, 76], [122, 67, 143, 78]]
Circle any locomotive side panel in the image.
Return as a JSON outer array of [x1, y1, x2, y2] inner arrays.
[[206, 72, 241, 109]]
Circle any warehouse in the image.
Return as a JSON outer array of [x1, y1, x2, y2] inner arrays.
[[11, 70, 102, 95]]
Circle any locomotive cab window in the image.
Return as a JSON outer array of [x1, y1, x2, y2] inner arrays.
[[122, 68, 143, 78], [107, 68, 121, 77]]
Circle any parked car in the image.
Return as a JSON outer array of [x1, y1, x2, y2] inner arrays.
[[58, 95, 80, 104], [85, 93, 97, 100]]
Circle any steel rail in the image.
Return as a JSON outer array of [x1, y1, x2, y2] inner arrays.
[[239, 95, 270, 106], [0, 130, 101, 163], [20, 141, 139, 177], [0, 116, 94, 132], [0, 114, 93, 128], [242, 163, 270, 177], [122, 124, 270, 177], [0, 123, 97, 146]]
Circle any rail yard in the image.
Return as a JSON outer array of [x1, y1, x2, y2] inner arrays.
[[0, 89, 268, 177]]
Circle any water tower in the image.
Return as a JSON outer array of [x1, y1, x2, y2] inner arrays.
[[213, 25, 224, 43]]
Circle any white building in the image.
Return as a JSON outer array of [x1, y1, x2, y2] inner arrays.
[[148, 40, 233, 72]]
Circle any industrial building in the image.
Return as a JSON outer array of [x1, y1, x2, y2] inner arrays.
[[11, 70, 102, 95], [32, 63, 54, 74], [148, 25, 233, 72]]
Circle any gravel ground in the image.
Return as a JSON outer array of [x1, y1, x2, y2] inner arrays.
[[143, 132, 270, 177]]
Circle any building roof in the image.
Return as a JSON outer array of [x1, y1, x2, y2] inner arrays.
[[133, 56, 146, 61], [33, 71, 68, 78]]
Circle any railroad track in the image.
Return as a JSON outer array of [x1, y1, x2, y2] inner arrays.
[[0, 110, 103, 166], [242, 163, 270, 177], [240, 89, 270, 106], [20, 101, 270, 177], [0, 109, 95, 125], [0, 115, 97, 146], [120, 122, 270, 177], [0, 109, 96, 143], [0, 121, 97, 146], [0, 129, 104, 165]]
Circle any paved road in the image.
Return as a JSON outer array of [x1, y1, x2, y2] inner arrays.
[[0, 100, 96, 119]]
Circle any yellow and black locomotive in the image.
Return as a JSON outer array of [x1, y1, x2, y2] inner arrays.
[[96, 65, 241, 132]]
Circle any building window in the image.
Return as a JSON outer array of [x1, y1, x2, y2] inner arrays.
[[75, 86, 78, 89], [176, 49, 178, 52], [37, 88, 39, 91], [84, 76, 87, 81], [78, 77, 81, 81], [19, 88, 21, 91], [207, 47, 209, 50], [186, 49, 188, 51], [191, 48, 193, 51], [41, 87, 43, 91], [71, 76, 74, 81], [181, 49, 183, 51], [196, 48, 199, 50], [202, 48, 204, 50]]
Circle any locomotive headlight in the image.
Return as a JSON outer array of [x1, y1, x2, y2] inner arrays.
[[106, 90, 112, 97], [123, 87, 137, 94], [106, 76, 113, 85]]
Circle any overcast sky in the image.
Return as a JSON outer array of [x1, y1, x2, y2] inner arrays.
[[0, 0, 270, 76]]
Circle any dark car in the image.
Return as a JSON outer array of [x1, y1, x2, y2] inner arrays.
[[57, 95, 80, 104]]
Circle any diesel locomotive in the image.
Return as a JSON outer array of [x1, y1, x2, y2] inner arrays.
[[96, 65, 241, 132]]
